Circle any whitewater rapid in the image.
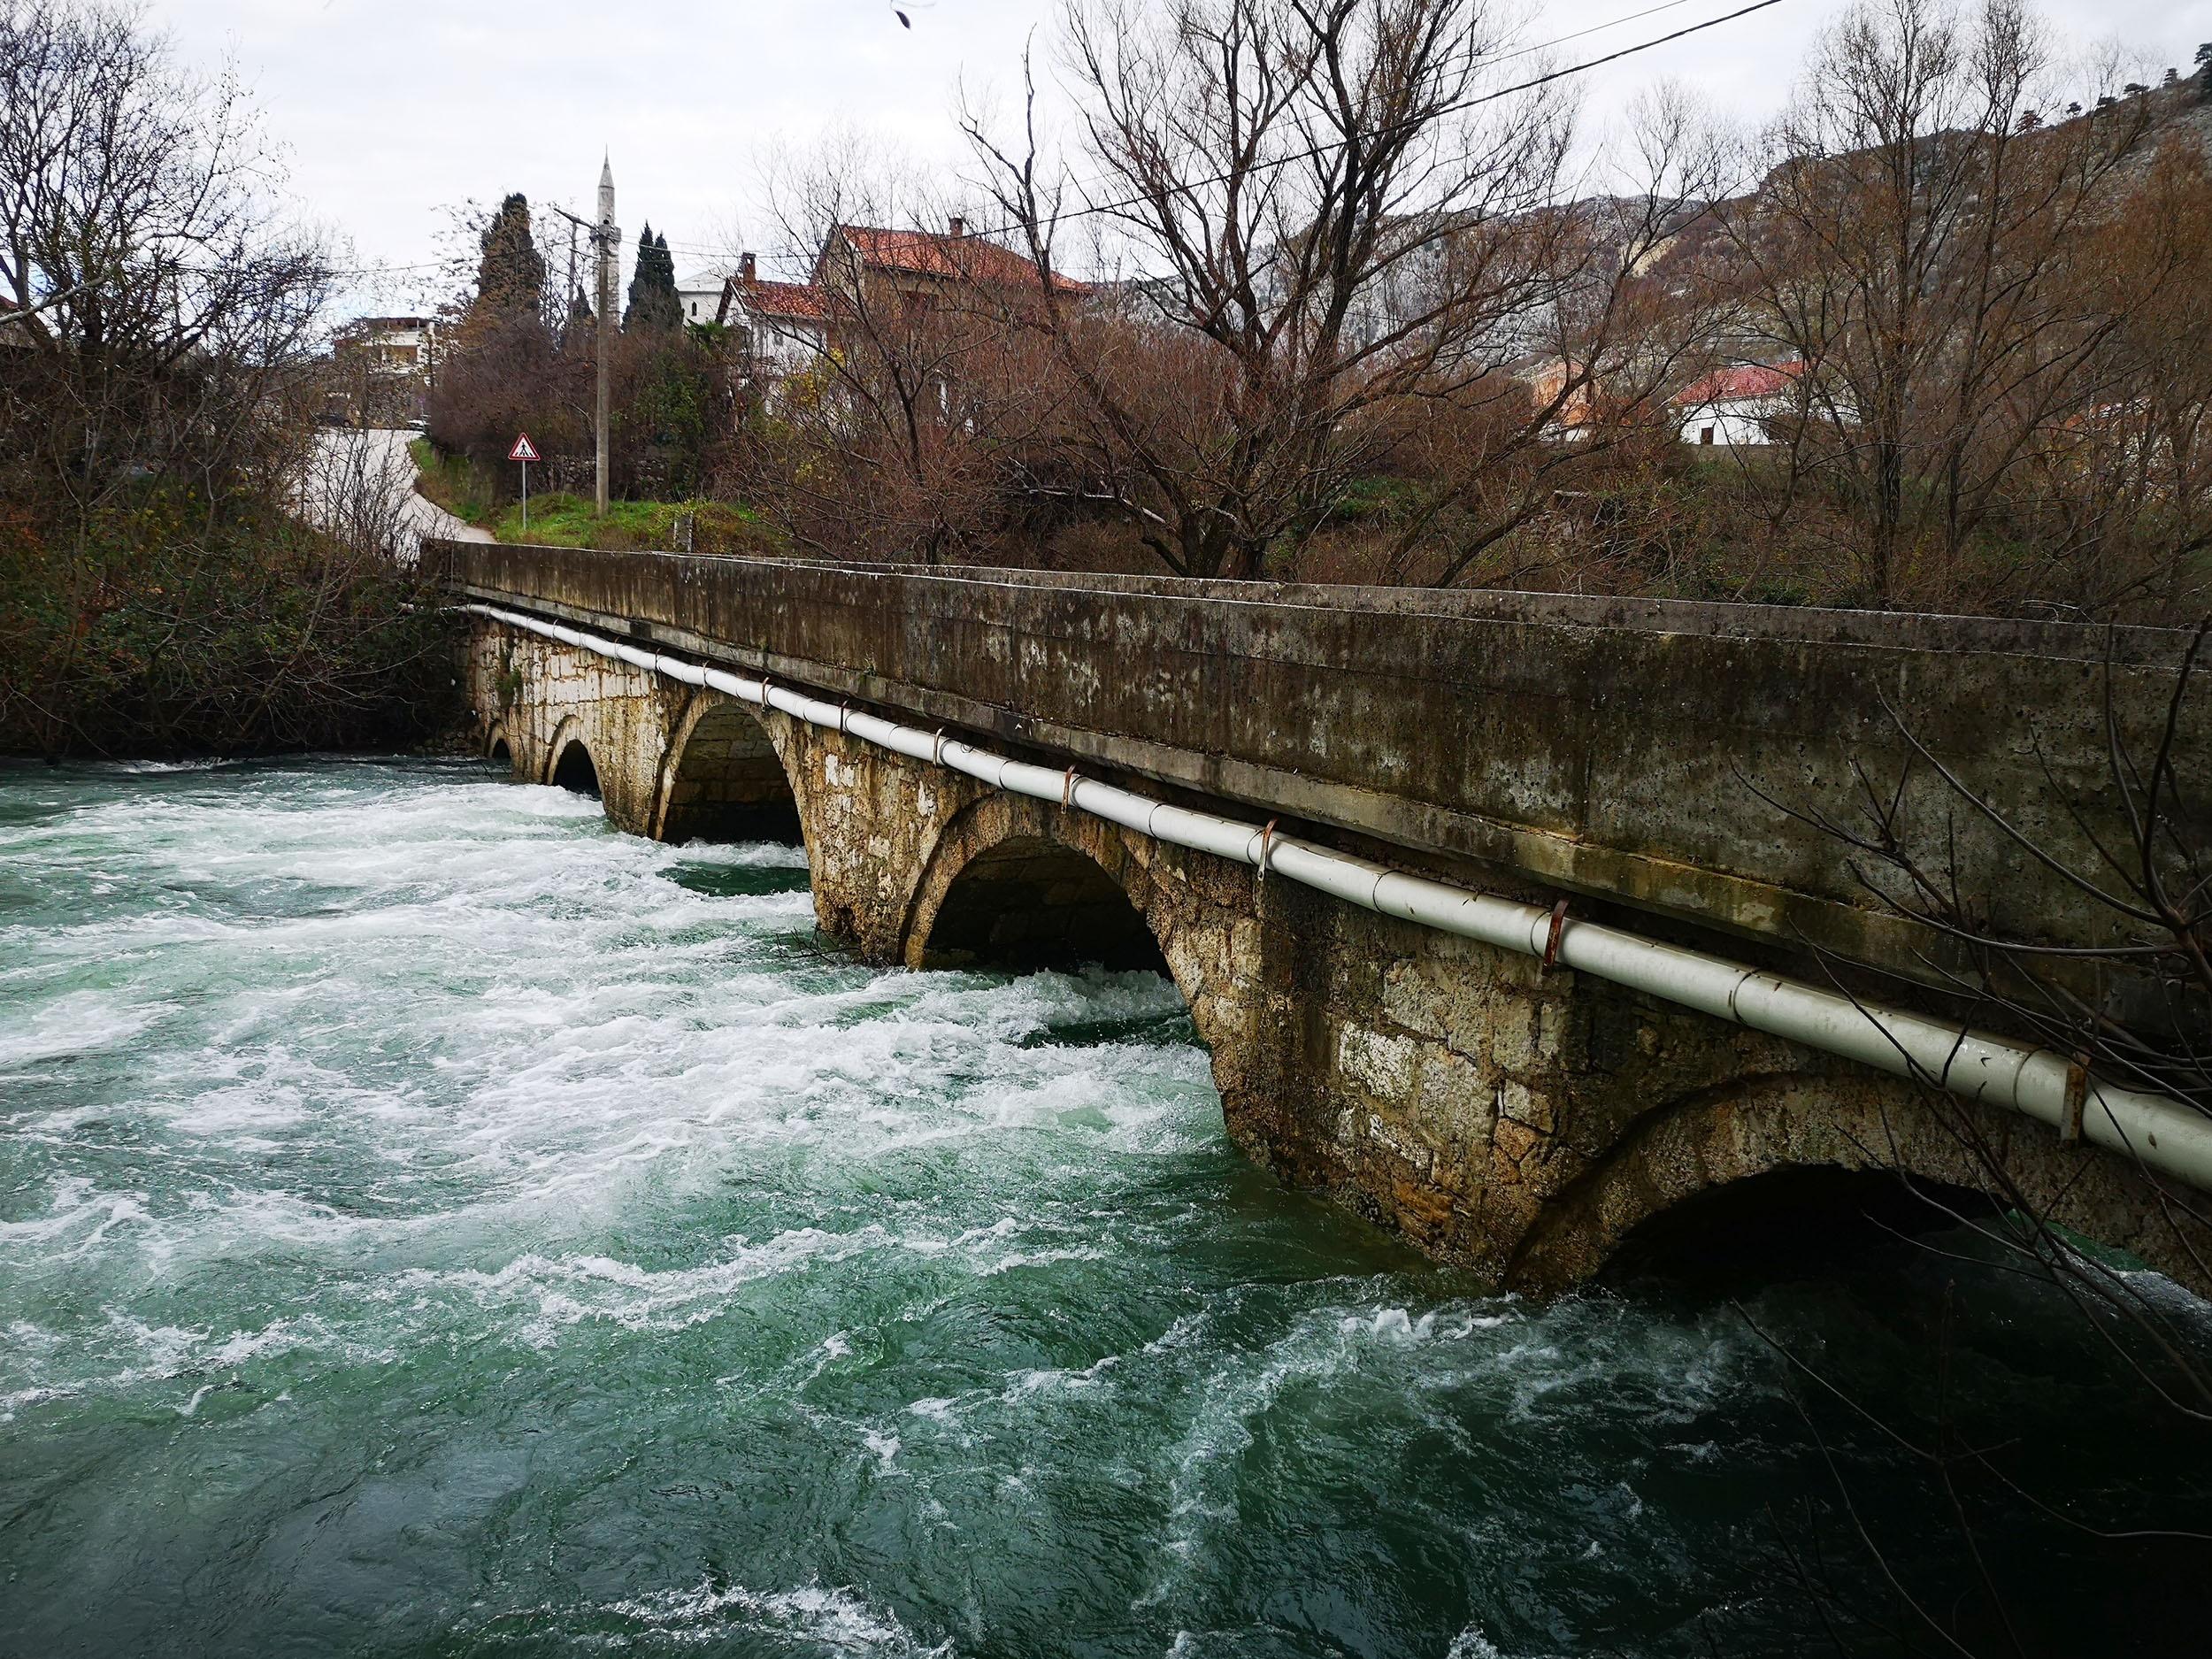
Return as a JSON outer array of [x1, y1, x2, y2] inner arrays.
[[3, 757, 2205, 1658]]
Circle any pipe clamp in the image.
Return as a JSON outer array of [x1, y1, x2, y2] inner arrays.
[[1541, 899, 1571, 972]]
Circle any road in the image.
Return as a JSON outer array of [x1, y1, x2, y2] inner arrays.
[[301, 426, 492, 565]]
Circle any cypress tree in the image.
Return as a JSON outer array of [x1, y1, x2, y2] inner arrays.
[[624, 227, 681, 330], [473, 193, 546, 318]]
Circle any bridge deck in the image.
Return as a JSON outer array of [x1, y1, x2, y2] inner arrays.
[[434, 541, 2200, 1000]]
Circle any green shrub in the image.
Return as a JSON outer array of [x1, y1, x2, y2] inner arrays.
[[0, 489, 460, 759], [487, 493, 779, 554]]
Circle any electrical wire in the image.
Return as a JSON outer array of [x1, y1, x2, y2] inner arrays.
[[643, 0, 1788, 276], [967, 0, 1789, 244]]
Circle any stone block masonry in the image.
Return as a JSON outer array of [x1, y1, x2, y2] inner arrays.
[[452, 547, 2212, 1298]]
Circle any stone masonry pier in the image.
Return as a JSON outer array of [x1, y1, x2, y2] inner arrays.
[[440, 541, 2212, 1295]]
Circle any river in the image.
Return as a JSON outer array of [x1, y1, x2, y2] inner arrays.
[[4, 757, 2208, 1657]]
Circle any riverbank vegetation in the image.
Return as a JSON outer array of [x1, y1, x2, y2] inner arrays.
[[574, 0, 2200, 623], [401, 0, 2210, 624], [406, 440, 769, 553], [0, 0, 454, 759]]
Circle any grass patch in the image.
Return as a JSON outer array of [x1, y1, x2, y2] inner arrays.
[[485, 493, 780, 555], [409, 439, 496, 526], [1327, 474, 1423, 525], [403, 440, 778, 553]]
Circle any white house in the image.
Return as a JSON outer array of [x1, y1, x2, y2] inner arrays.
[[337, 316, 438, 376], [1674, 362, 1804, 447], [718, 253, 836, 380], [332, 315, 439, 423], [678, 286, 725, 326]]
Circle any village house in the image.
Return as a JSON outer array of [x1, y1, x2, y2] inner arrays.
[[1525, 357, 1600, 442], [716, 218, 1087, 390], [336, 315, 437, 375], [814, 216, 1089, 317], [331, 315, 439, 424], [677, 286, 725, 326], [1672, 361, 1804, 447], [716, 252, 837, 380]]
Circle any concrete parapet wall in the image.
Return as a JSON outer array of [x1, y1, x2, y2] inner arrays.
[[463, 611, 2212, 1298], [434, 541, 2201, 1008]]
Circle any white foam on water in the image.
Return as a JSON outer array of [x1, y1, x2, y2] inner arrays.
[[1137, 1286, 1774, 1610], [397, 1227, 894, 1348], [0, 989, 161, 1067], [2, 759, 1261, 1647], [598, 1578, 951, 1655], [1443, 1630, 1505, 1659], [0, 1178, 150, 1257]]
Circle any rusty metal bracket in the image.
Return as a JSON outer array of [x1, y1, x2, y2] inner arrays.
[[1541, 898, 1571, 971], [2061, 1054, 2090, 1143], [1062, 766, 1080, 808], [1257, 818, 1279, 880]]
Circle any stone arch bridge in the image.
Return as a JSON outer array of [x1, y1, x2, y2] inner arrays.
[[440, 541, 2212, 1296]]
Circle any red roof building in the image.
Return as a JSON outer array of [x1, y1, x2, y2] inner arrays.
[[1673, 361, 1808, 447], [1674, 361, 1804, 409], [820, 219, 1090, 296], [720, 220, 1089, 387]]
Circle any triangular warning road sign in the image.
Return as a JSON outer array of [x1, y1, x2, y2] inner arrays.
[[509, 433, 540, 462]]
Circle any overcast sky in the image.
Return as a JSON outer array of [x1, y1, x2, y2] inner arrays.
[[145, 0, 2212, 313]]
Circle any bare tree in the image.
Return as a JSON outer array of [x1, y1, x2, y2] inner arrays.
[[733, 137, 1065, 563], [1716, 0, 2175, 606], [963, 0, 1724, 581], [2009, 137, 2212, 614], [0, 0, 335, 528], [0, 0, 449, 759], [1372, 88, 1733, 587]]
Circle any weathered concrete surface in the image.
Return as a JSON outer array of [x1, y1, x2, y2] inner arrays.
[[463, 609, 2212, 1298], [436, 542, 2203, 1023]]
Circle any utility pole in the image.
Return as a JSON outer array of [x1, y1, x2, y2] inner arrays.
[[555, 157, 620, 518]]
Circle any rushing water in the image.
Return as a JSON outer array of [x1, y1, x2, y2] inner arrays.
[[4, 757, 2210, 1659]]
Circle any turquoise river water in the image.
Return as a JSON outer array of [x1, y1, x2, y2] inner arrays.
[[4, 757, 2210, 1658]]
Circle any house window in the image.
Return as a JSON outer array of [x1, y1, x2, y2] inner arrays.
[[1700, 425, 1715, 445]]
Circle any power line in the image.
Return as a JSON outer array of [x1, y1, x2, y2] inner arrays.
[[526, 0, 1795, 291], [974, 0, 1789, 245], [1489, 0, 1710, 65], [657, 0, 1785, 275]]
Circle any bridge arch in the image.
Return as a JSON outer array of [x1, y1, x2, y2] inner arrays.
[[1506, 1071, 2200, 1293], [544, 718, 602, 798], [896, 791, 1292, 1149], [905, 795, 1175, 978], [652, 695, 804, 847]]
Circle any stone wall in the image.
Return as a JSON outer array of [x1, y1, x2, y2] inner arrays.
[[437, 541, 2205, 1015], [465, 616, 2212, 1299]]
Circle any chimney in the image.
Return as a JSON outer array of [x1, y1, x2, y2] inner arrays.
[[741, 251, 757, 284], [948, 215, 964, 240]]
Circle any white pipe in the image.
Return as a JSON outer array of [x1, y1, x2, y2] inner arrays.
[[465, 601, 2212, 1195]]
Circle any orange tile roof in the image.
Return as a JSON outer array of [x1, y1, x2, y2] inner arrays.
[[1676, 362, 1805, 406], [832, 225, 1089, 294], [733, 278, 836, 322]]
